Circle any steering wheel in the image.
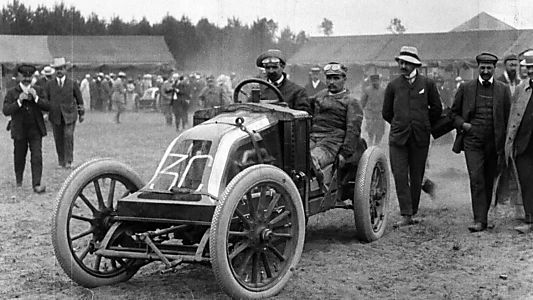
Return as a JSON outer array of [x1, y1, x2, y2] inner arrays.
[[232, 78, 285, 104]]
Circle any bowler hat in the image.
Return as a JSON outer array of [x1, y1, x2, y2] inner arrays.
[[17, 64, 36, 77], [256, 49, 286, 68], [51, 57, 69, 68], [476, 52, 498, 65], [395, 46, 422, 66]]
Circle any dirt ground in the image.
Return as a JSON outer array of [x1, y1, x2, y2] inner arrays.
[[1, 111, 532, 300]]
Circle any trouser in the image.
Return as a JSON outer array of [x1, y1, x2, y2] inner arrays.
[[366, 118, 385, 145], [173, 111, 188, 130], [389, 135, 429, 216], [464, 145, 498, 225], [163, 104, 173, 125], [52, 120, 76, 166], [14, 136, 43, 187], [515, 149, 533, 224]]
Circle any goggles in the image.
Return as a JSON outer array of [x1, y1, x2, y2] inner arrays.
[[324, 63, 343, 71], [261, 57, 281, 65]]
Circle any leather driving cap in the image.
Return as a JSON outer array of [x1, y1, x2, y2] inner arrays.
[[256, 49, 286, 67]]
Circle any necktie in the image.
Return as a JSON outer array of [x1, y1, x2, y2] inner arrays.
[[58, 79, 62, 88], [482, 80, 491, 87]]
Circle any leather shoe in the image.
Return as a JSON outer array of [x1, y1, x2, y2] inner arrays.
[[514, 224, 533, 234], [394, 216, 417, 228], [468, 222, 487, 232], [33, 185, 46, 194], [64, 163, 72, 169]]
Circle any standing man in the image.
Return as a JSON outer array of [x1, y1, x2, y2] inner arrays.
[[80, 74, 91, 111], [3, 64, 49, 193], [382, 46, 442, 227], [198, 75, 228, 109], [256, 49, 311, 114], [503, 55, 533, 233], [497, 53, 521, 96], [310, 62, 364, 179], [451, 52, 511, 232], [172, 74, 192, 131], [160, 74, 175, 125], [304, 66, 327, 97], [360, 74, 386, 145], [35, 66, 54, 88], [44, 57, 84, 169], [112, 72, 127, 124]]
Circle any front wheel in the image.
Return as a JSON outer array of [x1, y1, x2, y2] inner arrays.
[[353, 146, 391, 242], [210, 164, 305, 299], [52, 158, 145, 288]]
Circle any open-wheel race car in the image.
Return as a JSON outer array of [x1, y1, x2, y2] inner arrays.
[[52, 78, 391, 299]]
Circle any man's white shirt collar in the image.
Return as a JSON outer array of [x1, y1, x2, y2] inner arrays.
[[478, 76, 494, 85]]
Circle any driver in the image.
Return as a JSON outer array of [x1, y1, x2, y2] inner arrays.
[[310, 62, 364, 179], [256, 49, 311, 114]]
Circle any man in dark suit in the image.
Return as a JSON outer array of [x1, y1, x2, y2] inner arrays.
[[44, 57, 84, 169], [496, 53, 521, 97], [382, 46, 442, 227], [304, 66, 327, 97], [3, 64, 50, 193], [256, 49, 311, 114], [504, 54, 533, 233], [451, 52, 511, 232]]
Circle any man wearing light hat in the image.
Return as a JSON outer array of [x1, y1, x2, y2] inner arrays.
[[44, 57, 84, 170], [451, 52, 511, 232], [256, 49, 311, 114], [35, 66, 54, 88], [496, 53, 521, 96], [304, 65, 326, 97], [309, 62, 364, 182], [502, 52, 533, 233], [3, 64, 50, 193], [382, 46, 443, 227]]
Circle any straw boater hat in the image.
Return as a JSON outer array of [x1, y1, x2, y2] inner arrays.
[[42, 66, 55, 75], [50, 57, 69, 68], [395, 46, 422, 66], [118, 71, 126, 77], [520, 55, 533, 67]]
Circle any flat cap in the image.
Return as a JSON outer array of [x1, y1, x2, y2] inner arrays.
[[256, 49, 286, 68], [476, 52, 498, 65], [17, 64, 36, 76], [310, 65, 321, 72], [503, 53, 518, 63]]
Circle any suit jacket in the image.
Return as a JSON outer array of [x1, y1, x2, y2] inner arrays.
[[261, 73, 311, 114], [382, 73, 442, 147], [3, 84, 50, 139], [44, 76, 84, 125], [505, 80, 533, 158], [451, 78, 511, 155], [304, 80, 327, 97]]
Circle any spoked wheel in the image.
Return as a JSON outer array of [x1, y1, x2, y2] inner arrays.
[[210, 164, 305, 299], [52, 158, 145, 288], [353, 146, 391, 242]]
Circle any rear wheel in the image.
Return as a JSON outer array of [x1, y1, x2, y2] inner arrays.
[[210, 164, 305, 299], [52, 158, 145, 288], [353, 147, 391, 242]]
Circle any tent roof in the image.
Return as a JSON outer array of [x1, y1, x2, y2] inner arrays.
[[0, 35, 175, 68], [289, 30, 533, 67], [451, 12, 516, 32], [47, 35, 175, 67], [0, 35, 52, 64]]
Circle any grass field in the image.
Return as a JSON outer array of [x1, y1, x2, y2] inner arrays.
[[1, 111, 532, 300]]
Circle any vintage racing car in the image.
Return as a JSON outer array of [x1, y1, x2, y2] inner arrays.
[[52, 78, 391, 299]]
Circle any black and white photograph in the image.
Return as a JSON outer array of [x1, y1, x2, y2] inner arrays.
[[1, 0, 533, 299]]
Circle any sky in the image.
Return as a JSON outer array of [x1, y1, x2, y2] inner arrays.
[[4, 0, 533, 36]]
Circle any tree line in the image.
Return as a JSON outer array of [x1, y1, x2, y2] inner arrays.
[[0, 0, 308, 75]]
